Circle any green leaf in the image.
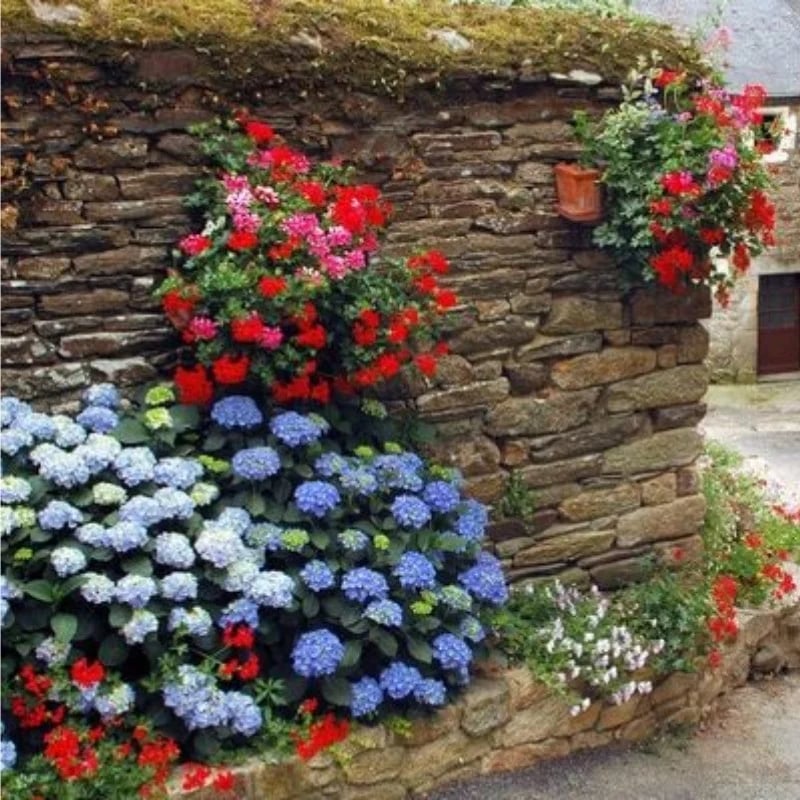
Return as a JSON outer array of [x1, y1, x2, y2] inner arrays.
[[301, 594, 320, 618], [114, 418, 151, 445], [203, 430, 226, 452], [369, 628, 398, 658], [109, 604, 133, 628], [340, 639, 362, 669], [51, 613, 78, 643], [121, 553, 153, 576], [170, 404, 200, 433], [193, 730, 221, 759], [245, 493, 267, 517], [406, 635, 433, 664], [282, 506, 302, 524], [309, 530, 330, 549], [99, 634, 129, 667], [23, 580, 55, 603], [321, 676, 351, 706]]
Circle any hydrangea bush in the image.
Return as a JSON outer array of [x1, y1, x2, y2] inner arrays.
[[158, 116, 456, 406], [1, 385, 505, 777]]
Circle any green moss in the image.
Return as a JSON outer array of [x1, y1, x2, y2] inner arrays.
[[2, 0, 704, 94]]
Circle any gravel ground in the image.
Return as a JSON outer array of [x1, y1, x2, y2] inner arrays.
[[428, 673, 800, 800]]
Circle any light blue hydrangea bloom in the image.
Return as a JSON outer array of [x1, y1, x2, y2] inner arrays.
[[76, 433, 122, 474], [455, 499, 488, 543], [34, 636, 71, 667], [393, 551, 437, 590], [350, 677, 383, 717], [422, 480, 461, 514], [152, 487, 195, 521], [244, 523, 283, 551], [153, 457, 204, 489], [113, 447, 157, 487], [223, 691, 262, 736], [92, 482, 127, 506], [195, 523, 246, 569], [154, 532, 195, 569], [106, 521, 148, 553], [413, 678, 447, 706], [211, 396, 263, 430], [160, 572, 198, 601], [76, 405, 119, 434], [121, 609, 158, 644], [341, 568, 389, 603], [115, 575, 157, 608], [291, 629, 344, 677], [94, 683, 135, 720], [50, 546, 87, 577], [294, 481, 340, 518], [458, 552, 508, 606], [222, 560, 261, 593], [80, 573, 116, 605], [379, 662, 422, 700], [217, 507, 252, 535], [337, 529, 369, 552], [432, 633, 472, 671], [0, 476, 31, 504], [82, 383, 120, 409], [390, 495, 431, 530], [52, 415, 88, 448], [119, 496, 164, 527], [270, 411, 324, 447], [299, 560, 335, 592], [364, 599, 403, 627], [245, 571, 295, 608], [219, 598, 259, 628], [232, 446, 281, 481], [38, 500, 84, 531], [168, 606, 212, 637]]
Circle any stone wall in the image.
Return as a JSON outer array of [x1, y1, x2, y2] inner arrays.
[[178, 579, 800, 800], [704, 100, 800, 383], [1, 36, 712, 587]]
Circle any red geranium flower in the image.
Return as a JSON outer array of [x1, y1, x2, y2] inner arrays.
[[174, 364, 214, 405], [162, 291, 195, 330], [297, 181, 327, 207], [415, 353, 437, 377], [231, 313, 265, 344], [227, 230, 259, 251], [244, 120, 275, 145], [258, 275, 288, 298], [296, 324, 327, 349], [213, 770, 236, 792], [179, 233, 212, 257], [70, 658, 105, 689], [436, 289, 458, 310], [212, 354, 250, 384], [353, 322, 378, 347]]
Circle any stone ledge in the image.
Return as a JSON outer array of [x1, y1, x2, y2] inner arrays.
[[172, 568, 800, 799]]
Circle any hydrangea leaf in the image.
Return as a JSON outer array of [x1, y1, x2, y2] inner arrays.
[[99, 634, 129, 667], [22, 579, 55, 603], [321, 676, 351, 707], [113, 418, 151, 445], [50, 612, 78, 643], [406, 635, 433, 664]]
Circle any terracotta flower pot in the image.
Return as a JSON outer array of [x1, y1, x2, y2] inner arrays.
[[554, 162, 603, 223]]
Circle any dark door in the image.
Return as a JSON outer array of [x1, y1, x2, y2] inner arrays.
[[758, 273, 800, 375]]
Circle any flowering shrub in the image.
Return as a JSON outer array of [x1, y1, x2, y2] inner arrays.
[[1, 385, 505, 787], [158, 117, 456, 405], [575, 64, 775, 304]]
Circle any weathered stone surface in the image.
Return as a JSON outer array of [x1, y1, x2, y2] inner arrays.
[[517, 332, 602, 361], [89, 357, 159, 386], [450, 319, 538, 355], [597, 697, 643, 730], [551, 347, 656, 390], [343, 746, 405, 785], [657, 344, 678, 368], [461, 679, 510, 737], [509, 292, 552, 314], [73, 136, 148, 169], [0, 363, 88, 399], [676, 467, 700, 497], [1, 335, 57, 365], [499, 693, 571, 746], [434, 355, 474, 386], [400, 730, 490, 787], [559, 483, 640, 522], [63, 173, 120, 201], [504, 363, 549, 394], [486, 389, 599, 436], [59, 330, 172, 359], [651, 672, 700, 706], [40, 289, 130, 316], [13, 256, 71, 281], [84, 196, 184, 222], [528, 414, 645, 463], [616, 495, 707, 548], [677, 324, 710, 363], [30, 199, 84, 225], [519, 453, 603, 488], [640, 473, 677, 506], [417, 378, 509, 416], [652, 403, 707, 431], [590, 556, 651, 588], [117, 166, 197, 199], [630, 285, 711, 324], [427, 436, 501, 477], [605, 365, 709, 413], [514, 529, 615, 566], [482, 738, 570, 774], [603, 428, 703, 474], [73, 245, 166, 276], [541, 297, 623, 334]]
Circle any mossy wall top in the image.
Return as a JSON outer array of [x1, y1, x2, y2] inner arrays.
[[2, 0, 703, 96]]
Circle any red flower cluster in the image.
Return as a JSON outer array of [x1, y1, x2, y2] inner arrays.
[[707, 574, 739, 642], [219, 624, 262, 682], [10, 665, 65, 730], [70, 658, 105, 689], [293, 713, 350, 761], [44, 725, 99, 781]]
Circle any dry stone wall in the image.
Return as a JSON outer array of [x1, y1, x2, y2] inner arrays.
[[1, 36, 711, 587]]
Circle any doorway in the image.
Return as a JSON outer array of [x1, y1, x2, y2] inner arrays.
[[757, 273, 800, 375]]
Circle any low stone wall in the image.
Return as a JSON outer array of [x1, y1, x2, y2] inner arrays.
[[177, 580, 800, 800]]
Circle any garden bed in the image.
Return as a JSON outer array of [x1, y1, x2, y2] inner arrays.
[[175, 577, 800, 799]]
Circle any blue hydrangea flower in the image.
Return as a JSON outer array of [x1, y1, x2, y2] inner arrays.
[[153, 457, 204, 489], [163, 666, 227, 730], [350, 677, 383, 717], [76, 406, 119, 434], [432, 633, 472, 671], [245, 571, 295, 608], [168, 606, 212, 637], [299, 560, 336, 592], [51, 415, 88, 448], [391, 495, 431, 530], [291, 629, 345, 677], [82, 383, 120, 409], [0, 577, 22, 622], [1, 428, 32, 456], [338, 528, 369, 552], [50, 546, 87, 577], [224, 691, 262, 736], [80, 573, 116, 604], [339, 467, 379, 496], [341, 568, 389, 603], [0, 507, 17, 537], [1, 397, 31, 428], [119, 496, 164, 527], [413, 678, 447, 706], [219, 598, 259, 628], [94, 683, 135, 720], [244, 523, 283, 551], [35, 637, 71, 667], [1, 722, 16, 772], [115, 575, 157, 608], [458, 552, 508, 606], [195, 523, 246, 569], [422, 480, 461, 514], [439, 585, 472, 612], [459, 615, 486, 643], [270, 411, 324, 447], [294, 481, 340, 518], [371, 454, 424, 492], [211, 396, 263, 430], [0, 476, 31, 504], [114, 447, 157, 487], [364, 599, 403, 627], [152, 487, 195, 521], [232, 446, 281, 481], [222, 560, 261, 593], [76, 433, 122, 474], [217, 507, 252, 535], [160, 572, 198, 601], [455, 499, 488, 543], [314, 452, 348, 477], [76, 522, 111, 548], [106, 521, 148, 553], [379, 662, 422, 700], [393, 551, 437, 590], [12, 411, 57, 441], [31, 445, 90, 488], [121, 609, 159, 644], [154, 532, 195, 568]]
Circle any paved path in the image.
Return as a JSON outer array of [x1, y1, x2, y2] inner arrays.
[[702, 381, 800, 500], [429, 674, 800, 800]]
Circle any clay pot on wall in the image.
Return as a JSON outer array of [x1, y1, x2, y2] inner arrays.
[[554, 162, 603, 223]]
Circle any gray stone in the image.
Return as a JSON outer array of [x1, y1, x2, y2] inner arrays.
[[529, 414, 645, 463], [417, 379, 509, 416], [559, 483, 640, 522], [450, 319, 538, 355], [519, 453, 603, 488], [461, 679, 510, 737], [629, 285, 712, 324], [73, 245, 166, 276], [605, 365, 709, 413], [74, 137, 148, 169], [517, 332, 602, 361], [514, 529, 616, 566], [603, 428, 703, 475], [616, 495, 707, 547], [504, 363, 549, 394], [540, 297, 622, 334], [486, 389, 599, 437], [551, 347, 656, 390], [652, 403, 707, 431]]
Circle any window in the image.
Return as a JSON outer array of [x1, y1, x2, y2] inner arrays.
[[755, 107, 796, 164]]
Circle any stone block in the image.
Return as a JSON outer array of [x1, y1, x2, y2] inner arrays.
[[616, 495, 707, 548], [559, 483, 640, 522], [14, 257, 71, 281], [619, 712, 657, 743], [73, 136, 148, 169], [481, 738, 570, 774], [651, 672, 700, 706], [504, 363, 549, 394], [509, 292, 552, 315], [677, 324, 710, 363], [450, 319, 538, 355], [657, 344, 678, 368], [630, 285, 712, 324], [528, 414, 645, 463], [63, 174, 120, 201], [426, 436, 501, 477], [652, 403, 707, 431], [343, 746, 405, 785], [1, 335, 57, 365], [39, 289, 130, 317], [590, 556, 651, 589], [73, 245, 166, 276], [416, 379, 509, 416], [59, 330, 173, 359], [517, 332, 602, 361], [551, 347, 656, 390], [83, 196, 184, 222], [541, 297, 623, 334], [603, 428, 703, 475], [486, 389, 599, 437], [605, 365, 709, 413], [597, 697, 642, 730], [640, 473, 677, 505], [400, 731, 490, 787], [519, 453, 603, 488], [505, 668, 552, 711], [514, 529, 615, 566], [461, 679, 510, 736], [497, 691, 571, 747]]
